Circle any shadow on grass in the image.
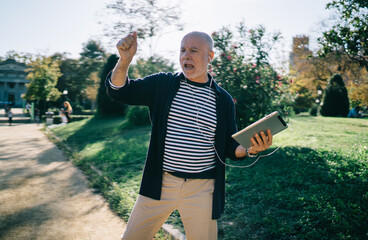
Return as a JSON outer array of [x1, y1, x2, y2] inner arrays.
[[54, 117, 368, 239], [57, 116, 151, 220], [71, 117, 150, 178], [220, 146, 368, 240]]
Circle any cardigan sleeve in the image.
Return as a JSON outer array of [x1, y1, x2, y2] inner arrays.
[[105, 71, 168, 106]]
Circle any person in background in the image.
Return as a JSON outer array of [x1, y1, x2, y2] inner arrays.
[[25, 102, 31, 116], [4, 104, 9, 117], [63, 101, 73, 123], [8, 108, 13, 126], [60, 108, 68, 125], [348, 106, 362, 118], [34, 107, 40, 124]]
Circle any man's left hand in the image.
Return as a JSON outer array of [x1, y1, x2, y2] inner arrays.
[[248, 129, 273, 155]]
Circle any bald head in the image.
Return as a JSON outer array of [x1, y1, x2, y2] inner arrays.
[[182, 31, 214, 51], [179, 31, 215, 83]]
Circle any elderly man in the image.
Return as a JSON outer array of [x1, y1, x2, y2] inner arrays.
[[106, 31, 273, 240]]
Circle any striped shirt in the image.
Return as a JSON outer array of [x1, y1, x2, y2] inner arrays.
[[163, 79, 217, 175]]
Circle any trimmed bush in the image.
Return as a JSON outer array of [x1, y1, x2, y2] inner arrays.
[[96, 54, 127, 116], [126, 106, 150, 126], [72, 104, 84, 114], [42, 115, 92, 124], [320, 74, 350, 117], [309, 104, 319, 116]]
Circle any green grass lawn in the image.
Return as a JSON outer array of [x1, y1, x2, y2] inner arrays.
[[49, 115, 368, 239]]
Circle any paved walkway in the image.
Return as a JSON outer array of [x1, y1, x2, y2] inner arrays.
[[0, 123, 124, 240], [0, 107, 30, 124]]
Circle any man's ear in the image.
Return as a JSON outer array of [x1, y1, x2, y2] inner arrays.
[[209, 51, 215, 62]]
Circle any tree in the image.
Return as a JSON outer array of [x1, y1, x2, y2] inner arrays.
[[320, 74, 350, 117], [290, 35, 368, 112], [289, 36, 323, 112], [105, 0, 183, 56], [56, 57, 82, 103], [318, 0, 368, 70], [84, 72, 100, 110], [96, 54, 127, 116], [211, 24, 294, 129], [25, 55, 62, 113], [54, 40, 106, 109], [79, 40, 107, 109], [79, 40, 106, 75], [2, 50, 34, 64], [128, 55, 175, 78], [347, 78, 368, 107]]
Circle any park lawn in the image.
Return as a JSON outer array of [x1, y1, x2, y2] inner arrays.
[[49, 115, 368, 239]]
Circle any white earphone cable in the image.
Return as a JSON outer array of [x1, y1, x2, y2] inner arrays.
[[184, 76, 288, 168]]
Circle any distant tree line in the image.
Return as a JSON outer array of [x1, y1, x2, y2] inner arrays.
[[290, 0, 368, 116], [1, 0, 365, 120]]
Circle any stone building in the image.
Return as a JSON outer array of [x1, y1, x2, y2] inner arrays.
[[0, 59, 29, 107]]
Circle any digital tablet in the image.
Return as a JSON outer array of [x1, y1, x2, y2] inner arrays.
[[232, 111, 288, 149]]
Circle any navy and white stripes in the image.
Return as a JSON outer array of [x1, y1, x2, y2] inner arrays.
[[163, 79, 217, 173]]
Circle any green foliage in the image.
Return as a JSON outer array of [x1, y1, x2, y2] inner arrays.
[[211, 24, 295, 128], [42, 114, 92, 124], [348, 78, 368, 107], [291, 34, 368, 113], [55, 40, 106, 107], [72, 104, 84, 115], [293, 83, 315, 113], [96, 53, 175, 117], [80, 40, 106, 66], [96, 54, 127, 116], [79, 40, 107, 84], [50, 115, 368, 240], [318, 0, 368, 70], [128, 55, 175, 78], [2, 50, 34, 64], [126, 106, 151, 126], [56, 57, 81, 102], [25, 55, 62, 104], [320, 74, 350, 117], [309, 103, 319, 116]]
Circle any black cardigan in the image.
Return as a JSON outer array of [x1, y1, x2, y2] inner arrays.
[[106, 71, 245, 219]]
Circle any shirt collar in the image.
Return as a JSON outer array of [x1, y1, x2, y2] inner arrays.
[[177, 72, 221, 96]]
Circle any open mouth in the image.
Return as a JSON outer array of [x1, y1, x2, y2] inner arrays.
[[184, 63, 194, 70]]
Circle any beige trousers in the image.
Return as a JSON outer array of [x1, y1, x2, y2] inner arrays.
[[121, 172, 217, 240]]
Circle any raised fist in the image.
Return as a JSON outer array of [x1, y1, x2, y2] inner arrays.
[[116, 31, 138, 63]]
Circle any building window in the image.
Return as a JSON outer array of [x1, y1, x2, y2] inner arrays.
[[8, 93, 15, 103], [8, 82, 15, 88]]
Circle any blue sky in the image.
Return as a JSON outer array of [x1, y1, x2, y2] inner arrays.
[[0, 0, 332, 66]]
